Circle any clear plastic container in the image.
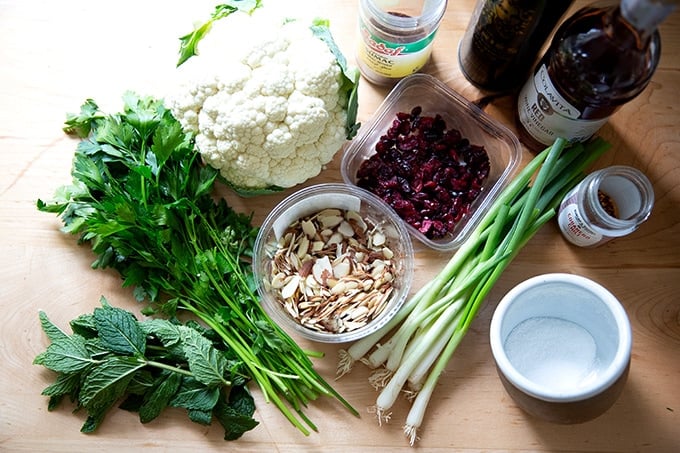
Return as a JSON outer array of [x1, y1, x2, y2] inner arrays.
[[252, 183, 414, 343], [341, 74, 522, 251], [557, 165, 655, 247]]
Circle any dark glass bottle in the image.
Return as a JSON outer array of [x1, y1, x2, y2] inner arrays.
[[516, 0, 677, 150], [458, 0, 574, 93]]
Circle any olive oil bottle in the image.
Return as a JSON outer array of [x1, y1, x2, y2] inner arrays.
[[458, 0, 574, 92]]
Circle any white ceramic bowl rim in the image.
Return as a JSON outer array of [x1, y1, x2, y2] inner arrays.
[[252, 183, 415, 343], [489, 273, 632, 403]]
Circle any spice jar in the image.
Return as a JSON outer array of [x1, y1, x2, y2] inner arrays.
[[356, 0, 448, 85], [557, 165, 654, 247]]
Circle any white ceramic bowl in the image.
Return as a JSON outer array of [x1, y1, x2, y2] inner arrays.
[[489, 273, 632, 423], [252, 183, 414, 343]]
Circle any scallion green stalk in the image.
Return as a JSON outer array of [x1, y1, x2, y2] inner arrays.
[[337, 136, 611, 445]]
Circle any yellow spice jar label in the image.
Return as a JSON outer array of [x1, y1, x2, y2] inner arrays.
[[357, 21, 437, 79]]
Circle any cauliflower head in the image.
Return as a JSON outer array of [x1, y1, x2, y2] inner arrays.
[[167, 18, 359, 194]]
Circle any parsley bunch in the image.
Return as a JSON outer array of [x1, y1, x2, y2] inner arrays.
[[37, 93, 357, 436]]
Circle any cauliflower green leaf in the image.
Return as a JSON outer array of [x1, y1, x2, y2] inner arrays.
[[177, 0, 263, 67], [311, 18, 361, 139]]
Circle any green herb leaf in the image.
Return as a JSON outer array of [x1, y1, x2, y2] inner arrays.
[[69, 313, 98, 339], [125, 370, 155, 396], [188, 409, 213, 425], [179, 326, 229, 387], [93, 305, 146, 357], [169, 376, 220, 411], [38, 93, 358, 436], [41, 372, 82, 402], [63, 99, 102, 137], [139, 318, 183, 348], [79, 356, 145, 409], [138, 370, 183, 423], [254, 320, 291, 354], [72, 153, 106, 190], [40, 334, 94, 374], [38, 310, 71, 343], [214, 385, 259, 440], [150, 115, 189, 170], [35, 304, 259, 439]]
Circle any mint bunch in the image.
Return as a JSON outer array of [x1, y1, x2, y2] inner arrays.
[[34, 298, 258, 440]]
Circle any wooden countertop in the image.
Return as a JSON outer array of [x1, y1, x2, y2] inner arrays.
[[1, 1, 678, 451]]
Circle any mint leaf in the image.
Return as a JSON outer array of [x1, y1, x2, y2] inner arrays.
[[81, 413, 106, 434], [78, 356, 145, 433], [179, 326, 228, 387], [69, 313, 98, 339], [138, 371, 183, 423], [169, 376, 220, 411], [35, 303, 259, 439], [38, 311, 71, 343], [40, 334, 94, 374], [125, 369, 155, 396], [188, 409, 213, 425], [94, 305, 146, 357], [214, 386, 259, 440], [80, 356, 144, 409], [41, 372, 82, 410], [139, 318, 183, 348]]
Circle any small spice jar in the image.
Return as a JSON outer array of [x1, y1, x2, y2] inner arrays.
[[557, 166, 654, 247], [356, 0, 448, 85]]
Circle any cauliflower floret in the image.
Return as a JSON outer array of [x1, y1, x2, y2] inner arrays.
[[166, 18, 358, 193], [168, 63, 251, 134]]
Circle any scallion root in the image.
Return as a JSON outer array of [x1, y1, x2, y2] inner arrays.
[[372, 405, 392, 426], [404, 424, 419, 447], [336, 349, 354, 379], [368, 367, 393, 390]]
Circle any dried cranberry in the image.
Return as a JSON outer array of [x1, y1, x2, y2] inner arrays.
[[355, 106, 490, 240]]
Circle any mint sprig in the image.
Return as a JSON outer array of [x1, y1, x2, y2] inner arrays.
[[35, 298, 258, 439]]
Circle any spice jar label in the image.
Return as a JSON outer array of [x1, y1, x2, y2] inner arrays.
[[357, 22, 438, 79], [558, 191, 609, 247]]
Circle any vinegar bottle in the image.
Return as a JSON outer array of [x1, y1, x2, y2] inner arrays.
[[516, 0, 677, 150]]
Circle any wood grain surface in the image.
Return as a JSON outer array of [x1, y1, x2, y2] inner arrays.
[[1, 1, 679, 451]]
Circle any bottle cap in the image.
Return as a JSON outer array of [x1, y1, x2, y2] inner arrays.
[[621, 0, 678, 31]]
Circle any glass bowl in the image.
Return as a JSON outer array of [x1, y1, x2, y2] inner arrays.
[[252, 183, 414, 343], [341, 73, 521, 251]]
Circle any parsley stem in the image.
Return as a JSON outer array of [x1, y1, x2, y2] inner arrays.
[[39, 94, 358, 437]]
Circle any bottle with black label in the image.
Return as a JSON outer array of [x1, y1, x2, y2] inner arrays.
[[458, 0, 574, 93], [516, 0, 677, 151]]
